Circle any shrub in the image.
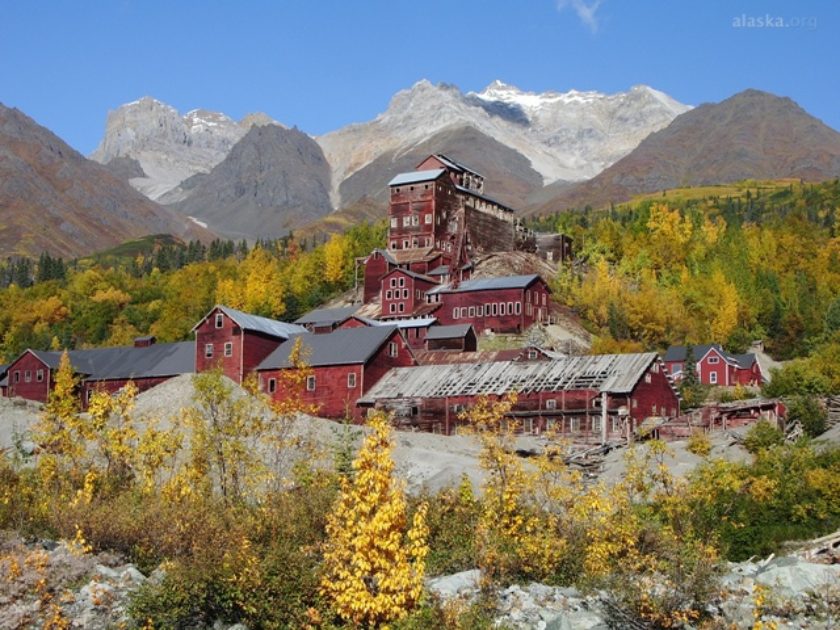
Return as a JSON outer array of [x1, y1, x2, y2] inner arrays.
[[686, 431, 712, 457], [787, 395, 827, 438], [743, 420, 784, 454]]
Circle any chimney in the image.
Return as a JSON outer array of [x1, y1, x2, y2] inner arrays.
[[134, 336, 156, 348]]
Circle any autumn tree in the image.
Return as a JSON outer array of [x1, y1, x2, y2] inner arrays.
[[320, 411, 428, 627]]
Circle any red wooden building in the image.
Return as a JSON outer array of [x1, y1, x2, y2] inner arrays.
[[0, 340, 194, 407], [294, 305, 359, 333], [427, 274, 551, 334], [192, 305, 307, 385], [664, 344, 765, 386], [257, 325, 415, 420], [380, 268, 438, 318], [360, 352, 680, 439]]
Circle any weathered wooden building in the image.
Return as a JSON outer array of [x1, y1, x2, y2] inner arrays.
[[427, 274, 551, 334], [664, 344, 765, 386], [192, 305, 307, 385], [359, 352, 679, 439], [294, 305, 359, 333], [257, 325, 415, 420]]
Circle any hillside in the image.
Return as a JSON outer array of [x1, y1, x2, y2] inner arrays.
[[167, 124, 334, 240], [533, 89, 840, 215], [0, 104, 212, 259]]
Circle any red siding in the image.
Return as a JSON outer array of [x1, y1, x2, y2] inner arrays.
[[629, 363, 681, 419], [5, 352, 51, 403], [698, 348, 733, 387], [363, 251, 389, 304], [380, 269, 437, 318], [434, 279, 550, 334], [81, 376, 174, 409]]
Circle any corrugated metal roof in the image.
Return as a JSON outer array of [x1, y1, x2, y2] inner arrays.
[[294, 305, 358, 326], [370, 247, 439, 266], [360, 316, 437, 329], [428, 274, 541, 295], [194, 305, 306, 338], [455, 186, 514, 212], [258, 326, 399, 370], [17, 343, 195, 381], [425, 154, 484, 178], [360, 353, 660, 403], [426, 324, 474, 340], [388, 169, 446, 187]]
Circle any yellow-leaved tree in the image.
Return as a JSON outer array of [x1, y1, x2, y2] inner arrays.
[[320, 411, 428, 627]]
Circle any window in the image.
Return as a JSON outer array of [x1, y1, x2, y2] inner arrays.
[[507, 302, 514, 316], [499, 303, 506, 316], [224, 342, 233, 357], [592, 416, 602, 432], [403, 240, 409, 248], [268, 378, 277, 393], [36, 369, 44, 382], [24, 370, 31, 383], [86, 389, 93, 404], [526, 290, 531, 303], [632, 399, 638, 409], [13, 371, 19, 383], [347, 373, 357, 388], [412, 215, 419, 226], [453, 307, 460, 319], [542, 294, 547, 306], [468, 306, 475, 317], [546, 399, 557, 410], [390, 217, 398, 228], [492, 303, 498, 316], [204, 343, 214, 358], [612, 417, 622, 432], [710, 372, 718, 384], [390, 278, 397, 288], [399, 277, 405, 287], [708, 356, 719, 364], [389, 342, 398, 357], [402, 217, 410, 227], [424, 213, 432, 224], [644, 373, 652, 384], [306, 376, 316, 391], [570, 417, 581, 432], [514, 302, 521, 315], [390, 241, 398, 249], [215, 313, 224, 328], [398, 303, 405, 312], [386, 290, 392, 300], [403, 289, 409, 299], [477, 305, 483, 317], [527, 350, 537, 360], [389, 303, 396, 313], [652, 363, 660, 374]]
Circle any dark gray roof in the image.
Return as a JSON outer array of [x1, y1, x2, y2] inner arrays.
[[428, 274, 542, 295], [388, 169, 445, 187], [430, 153, 483, 178], [258, 326, 399, 370], [426, 324, 474, 340], [294, 305, 358, 326], [192, 305, 306, 339], [20, 343, 195, 381], [733, 353, 758, 370], [385, 268, 437, 283], [663, 344, 749, 368], [0, 364, 7, 387]]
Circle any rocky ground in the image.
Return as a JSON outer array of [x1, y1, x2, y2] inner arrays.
[[428, 556, 840, 629]]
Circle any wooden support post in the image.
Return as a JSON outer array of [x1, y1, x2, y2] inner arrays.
[[601, 391, 608, 445]]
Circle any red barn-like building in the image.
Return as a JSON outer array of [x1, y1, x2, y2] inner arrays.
[[257, 325, 415, 420], [192, 305, 307, 385], [360, 352, 680, 438], [664, 344, 765, 386]]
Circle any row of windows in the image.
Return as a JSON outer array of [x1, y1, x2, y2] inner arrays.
[[385, 288, 411, 300], [264, 371, 360, 395], [390, 237, 432, 249], [452, 301, 522, 320], [205, 342, 233, 358], [389, 214, 434, 228], [388, 302, 406, 314], [12, 369, 44, 384], [525, 290, 548, 306]]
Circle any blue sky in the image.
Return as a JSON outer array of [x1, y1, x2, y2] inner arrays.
[[3, 0, 837, 155]]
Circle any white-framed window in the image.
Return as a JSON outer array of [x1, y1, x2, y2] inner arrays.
[[507, 302, 514, 315], [268, 378, 277, 393], [389, 303, 396, 313], [402, 217, 410, 227], [399, 277, 405, 287], [453, 307, 460, 319], [24, 370, 31, 383], [386, 290, 392, 300], [632, 399, 638, 409], [398, 303, 405, 312], [306, 376, 316, 391], [403, 240, 409, 248], [477, 305, 484, 317], [390, 217, 398, 228], [403, 289, 409, 299], [347, 372, 357, 388], [390, 278, 397, 288], [708, 356, 719, 364], [492, 303, 498, 316], [389, 342, 398, 357], [592, 416, 601, 432], [205, 343, 213, 358], [36, 369, 44, 382], [710, 372, 718, 384], [412, 215, 420, 226], [514, 302, 521, 315], [224, 342, 233, 357], [570, 417, 581, 432], [545, 399, 556, 410], [468, 306, 475, 317], [652, 363, 660, 373], [390, 241, 398, 249], [527, 349, 537, 360], [86, 389, 93, 404], [215, 313, 224, 328], [645, 373, 652, 384], [499, 303, 506, 316], [424, 213, 432, 224]]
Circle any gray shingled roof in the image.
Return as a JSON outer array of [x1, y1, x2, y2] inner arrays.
[[388, 169, 445, 187], [360, 353, 663, 402], [294, 305, 358, 326], [663, 344, 752, 368], [427, 274, 541, 295], [426, 324, 474, 340], [258, 326, 400, 370], [18, 343, 195, 381], [192, 305, 306, 338]]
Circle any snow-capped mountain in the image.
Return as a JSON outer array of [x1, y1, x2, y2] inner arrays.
[[91, 97, 279, 200], [318, 79, 691, 206]]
